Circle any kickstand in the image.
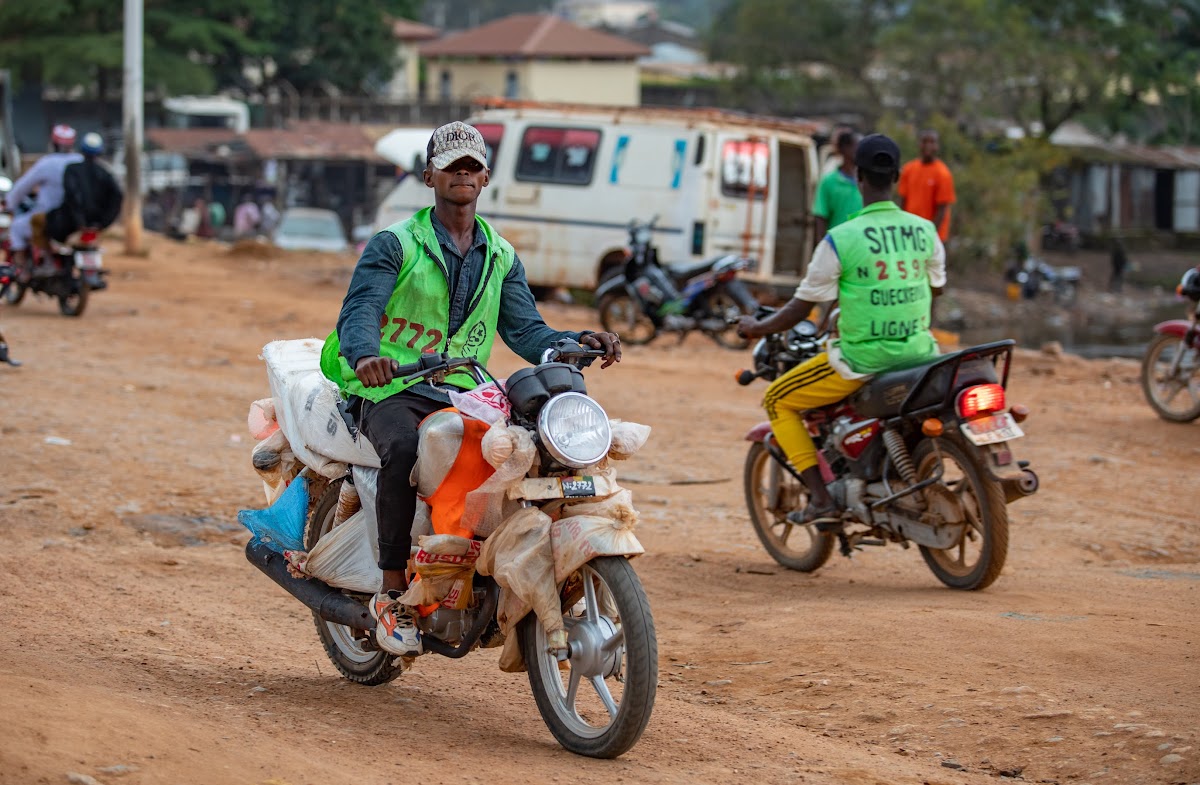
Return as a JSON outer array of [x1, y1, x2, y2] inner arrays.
[[837, 531, 853, 557]]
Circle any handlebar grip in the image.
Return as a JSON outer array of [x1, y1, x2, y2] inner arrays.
[[735, 369, 758, 386], [393, 361, 424, 378]]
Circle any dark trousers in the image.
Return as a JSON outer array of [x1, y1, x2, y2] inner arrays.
[[357, 391, 446, 572]]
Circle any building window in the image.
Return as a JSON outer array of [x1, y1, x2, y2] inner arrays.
[[474, 123, 504, 169], [505, 70, 519, 99], [515, 126, 602, 186], [439, 69, 452, 100]]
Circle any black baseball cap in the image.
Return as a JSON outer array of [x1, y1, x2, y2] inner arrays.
[[854, 133, 901, 174]]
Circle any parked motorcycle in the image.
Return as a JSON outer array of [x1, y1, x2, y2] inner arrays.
[[241, 339, 656, 758], [736, 309, 1038, 590], [1009, 255, 1080, 306], [595, 216, 759, 349], [1140, 266, 1200, 422]]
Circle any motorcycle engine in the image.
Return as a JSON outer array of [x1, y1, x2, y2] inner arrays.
[[633, 275, 666, 306]]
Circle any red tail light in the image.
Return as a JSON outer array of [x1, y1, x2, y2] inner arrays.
[[80, 230, 98, 244], [957, 383, 1006, 419]]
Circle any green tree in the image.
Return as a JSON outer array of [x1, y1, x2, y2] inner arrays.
[[250, 0, 422, 96]]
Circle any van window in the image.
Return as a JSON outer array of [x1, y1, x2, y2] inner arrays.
[[475, 123, 503, 169], [516, 126, 601, 186], [721, 139, 769, 199]]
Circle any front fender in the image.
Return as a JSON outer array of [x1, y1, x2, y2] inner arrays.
[[550, 514, 644, 585], [595, 274, 630, 302], [1153, 319, 1193, 338], [745, 421, 772, 442]]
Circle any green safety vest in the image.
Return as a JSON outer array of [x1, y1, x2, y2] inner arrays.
[[320, 207, 515, 402], [826, 201, 939, 375]]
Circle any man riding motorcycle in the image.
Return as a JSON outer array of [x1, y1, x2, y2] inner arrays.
[[737, 134, 946, 524], [319, 121, 621, 657], [45, 132, 123, 245], [4, 124, 81, 280]]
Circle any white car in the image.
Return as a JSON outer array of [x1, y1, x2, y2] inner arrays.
[[273, 208, 350, 253]]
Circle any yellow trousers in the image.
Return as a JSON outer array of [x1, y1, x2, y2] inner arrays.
[[763, 352, 864, 472]]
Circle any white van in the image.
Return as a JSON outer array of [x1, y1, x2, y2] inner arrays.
[[373, 101, 822, 290]]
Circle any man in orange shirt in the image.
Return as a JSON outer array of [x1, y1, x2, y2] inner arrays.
[[898, 130, 955, 241]]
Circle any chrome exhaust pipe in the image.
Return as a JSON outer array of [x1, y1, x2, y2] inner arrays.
[[1003, 469, 1039, 503]]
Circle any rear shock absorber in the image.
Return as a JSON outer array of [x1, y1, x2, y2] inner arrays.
[[333, 478, 361, 526], [882, 429, 917, 485]]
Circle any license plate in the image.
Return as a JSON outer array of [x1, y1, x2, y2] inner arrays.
[[75, 251, 102, 270], [960, 413, 1024, 446], [560, 476, 597, 498]]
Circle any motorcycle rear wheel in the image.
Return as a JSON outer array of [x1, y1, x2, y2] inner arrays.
[[520, 556, 656, 759], [304, 477, 401, 686], [58, 279, 89, 317], [913, 437, 1008, 590], [597, 292, 656, 345], [1, 280, 26, 305], [1140, 333, 1200, 422], [743, 442, 835, 572]]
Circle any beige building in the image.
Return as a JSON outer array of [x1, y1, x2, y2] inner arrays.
[[419, 14, 649, 107], [386, 18, 441, 100]]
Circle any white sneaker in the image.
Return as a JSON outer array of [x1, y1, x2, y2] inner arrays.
[[369, 591, 423, 657]]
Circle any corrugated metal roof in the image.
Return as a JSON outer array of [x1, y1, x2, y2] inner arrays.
[[420, 13, 649, 59], [242, 122, 387, 162], [146, 128, 239, 156]]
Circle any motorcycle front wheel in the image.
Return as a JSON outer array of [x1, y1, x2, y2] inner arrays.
[[1140, 333, 1200, 422], [304, 478, 401, 686], [597, 292, 656, 345], [520, 556, 656, 759], [743, 441, 835, 571], [1, 280, 26, 305], [913, 437, 1008, 590]]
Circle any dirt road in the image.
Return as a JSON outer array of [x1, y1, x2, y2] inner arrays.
[[1, 237, 1196, 785]]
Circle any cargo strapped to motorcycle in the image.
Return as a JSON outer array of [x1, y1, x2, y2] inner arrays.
[[894, 340, 1015, 420]]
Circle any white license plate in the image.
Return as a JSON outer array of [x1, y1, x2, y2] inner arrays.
[[75, 251, 102, 270], [960, 413, 1024, 446]]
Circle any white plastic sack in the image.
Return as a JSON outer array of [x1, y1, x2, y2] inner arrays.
[[448, 380, 511, 424], [301, 509, 382, 594], [609, 420, 652, 460], [460, 420, 538, 537], [477, 507, 564, 671], [397, 534, 480, 609], [261, 339, 380, 477]]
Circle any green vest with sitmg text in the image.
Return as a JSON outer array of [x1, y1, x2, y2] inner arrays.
[[320, 208, 515, 402], [826, 201, 939, 375]]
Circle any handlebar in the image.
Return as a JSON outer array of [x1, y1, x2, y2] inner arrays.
[[393, 339, 608, 385]]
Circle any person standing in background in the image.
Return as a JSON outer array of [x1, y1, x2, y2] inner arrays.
[[812, 130, 863, 248], [898, 130, 956, 243], [233, 192, 261, 238]]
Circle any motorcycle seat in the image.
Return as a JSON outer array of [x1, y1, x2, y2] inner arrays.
[[849, 350, 1000, 419], [667, 260, 716, 283]]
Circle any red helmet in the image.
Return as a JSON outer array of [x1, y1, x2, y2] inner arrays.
[[50, 124, 77, 148]]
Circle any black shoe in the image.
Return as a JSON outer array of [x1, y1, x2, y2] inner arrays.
[[786, 500, 840, 528]]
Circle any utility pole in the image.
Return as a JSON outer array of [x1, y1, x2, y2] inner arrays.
[[123, 0, 144, 254]]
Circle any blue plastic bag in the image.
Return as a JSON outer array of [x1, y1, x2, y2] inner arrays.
[[237, 475, 309, 553]]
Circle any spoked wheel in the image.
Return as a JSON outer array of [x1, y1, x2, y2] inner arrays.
[[2, 279, 26, 305], [705, 288, 751, 350], [304, 478, 400, 686], [597, 293, 656, 345], [520, 556, 656, 758], [913, 437, 1008, 590], [1141, 333, 1200, 422], [743, 441, 835, 571], [58, 279, 89, 317]]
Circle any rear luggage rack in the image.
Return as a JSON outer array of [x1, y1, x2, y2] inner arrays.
[[897, 340, 1015, 419]]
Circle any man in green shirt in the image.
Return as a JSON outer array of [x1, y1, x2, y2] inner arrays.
[[812, 130, 863, 250], [737, 134, 945, 524]]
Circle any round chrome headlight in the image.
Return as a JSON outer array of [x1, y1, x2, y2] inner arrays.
[[536, 392, 612, 469]]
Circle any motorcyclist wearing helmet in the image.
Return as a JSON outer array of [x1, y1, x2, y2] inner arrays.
[[4, 125, 82, 280], [46, 132, 123, 245]]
